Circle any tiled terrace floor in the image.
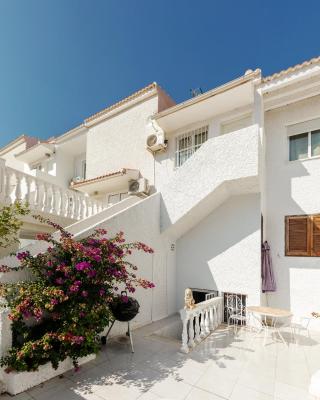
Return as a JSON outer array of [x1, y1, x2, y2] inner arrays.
[[4, 316, 320, 400]]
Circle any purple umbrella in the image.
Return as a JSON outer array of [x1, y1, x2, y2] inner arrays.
[[261, 241, 276, 293]]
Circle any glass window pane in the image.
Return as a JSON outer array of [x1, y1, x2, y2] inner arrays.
[[311, 130, 320, 157], [289, 133, 308, 161]]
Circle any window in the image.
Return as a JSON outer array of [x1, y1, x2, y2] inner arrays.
[[289, 130, 320, 161], [285, 214, 320, 256], [175, 126, 208, 167], [108, 192, 128, 205]]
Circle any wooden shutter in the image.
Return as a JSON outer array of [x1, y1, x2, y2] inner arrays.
[[285, 216, 311, 256], [311, 216, 320, 256]]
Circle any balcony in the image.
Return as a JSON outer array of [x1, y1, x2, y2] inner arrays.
[[0, 159, 105, 223]]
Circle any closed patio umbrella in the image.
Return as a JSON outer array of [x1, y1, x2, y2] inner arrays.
[[261, 241, 276, 293]]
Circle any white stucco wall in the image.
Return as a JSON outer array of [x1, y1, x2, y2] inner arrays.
[[265, 95, 320, 325], [1, 142, 32, 174], [86, 96, 159, 187], [154, 106, 253, 191], [73, 193, 177, 336], [160, 125, 260, 238], [176, 193, 262, 310]]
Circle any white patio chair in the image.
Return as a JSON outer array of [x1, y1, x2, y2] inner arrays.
[[291, 316, 312, 343], [226, 294, 247, 334], [274, 316, 295, 345]]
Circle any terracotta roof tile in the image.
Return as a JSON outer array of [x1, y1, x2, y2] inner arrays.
[[70, 168, 137, 187], [262, 56, 320, 83], [85, 83, 158, 123]]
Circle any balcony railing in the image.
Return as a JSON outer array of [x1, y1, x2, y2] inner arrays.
[[180, 296, 223, 353], [0, 160, 104, 221]]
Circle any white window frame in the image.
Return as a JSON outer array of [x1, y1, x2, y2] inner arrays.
[[175, 125, 208, 167], [289, 130, 320, 161]]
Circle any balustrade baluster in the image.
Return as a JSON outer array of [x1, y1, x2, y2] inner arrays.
[[214, 306, 218, 329], [5, 171, 12, 203], [58, 188, 63, 216], [85, 198, 89, 218], [204, 309, 210, 335], [180, 314, 190, 353], [14, 172, 22, 200], [34, 181, 40, 210], [0, 160, 5, 198], [24, 176, 32, 204], [209, 306, 214, 331], [200, 310, 206, 338], [51, 185, 57, 214], [43, 183, 50, 212], [194, 312, 201, 344], [188, 314, 195, 348]]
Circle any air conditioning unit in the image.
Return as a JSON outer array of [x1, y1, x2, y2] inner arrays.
[[128, 178, 149, 196], [146, 133, 167, 152]]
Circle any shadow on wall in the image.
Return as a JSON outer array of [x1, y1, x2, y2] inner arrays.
[[175, 193, 261, 310], [266, 158, 313, 313]]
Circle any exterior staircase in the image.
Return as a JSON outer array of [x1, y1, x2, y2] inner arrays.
[[160, 124, 260, 239]]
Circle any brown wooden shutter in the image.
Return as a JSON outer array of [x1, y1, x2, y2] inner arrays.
[[285, 215, 311, 256], [311, 216, 320, 256]]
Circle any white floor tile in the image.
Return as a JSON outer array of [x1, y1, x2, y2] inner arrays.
[[185, 387, 225, 399], [237, 369, 275, 396], [274, 381, 314, 400], [230, 383, 273, 400], [149, 375, 193, 400], [195, 368, 237, 399]]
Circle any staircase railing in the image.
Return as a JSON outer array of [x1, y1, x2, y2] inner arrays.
[[0, 160, 104, 220], [180, 296, 223, 353]]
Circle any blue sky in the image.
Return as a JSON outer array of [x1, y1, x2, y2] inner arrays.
[[0, 0, 319, 147]]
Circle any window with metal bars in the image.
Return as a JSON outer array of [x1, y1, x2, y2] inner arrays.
[[175, 126, 208, 167]]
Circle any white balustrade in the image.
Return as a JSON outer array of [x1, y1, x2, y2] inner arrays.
[[0, 163, 105, 221], [180, 296, 223, 353]]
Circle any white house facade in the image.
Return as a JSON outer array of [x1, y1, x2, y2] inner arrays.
[[1, 57, 320, 392]]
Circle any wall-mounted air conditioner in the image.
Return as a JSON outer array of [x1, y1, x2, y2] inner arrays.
[[128, 178, 149, 196], [146, 118, 167, 152]]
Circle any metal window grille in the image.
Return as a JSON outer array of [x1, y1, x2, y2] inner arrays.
[[175, 126, 208, 167], [191, 288, 218, 304], [223, 292, 247, 325]]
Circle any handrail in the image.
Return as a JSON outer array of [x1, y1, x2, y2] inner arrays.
[[179, 296, 223, 353], [0, 163, 105, 221]]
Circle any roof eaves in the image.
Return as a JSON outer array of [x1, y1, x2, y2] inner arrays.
[[84, 82, 158, 125], [70, 168, 137, 188], [0, 135, 38, 155], [262, 56, 320, 83], [153, 69, 261, 120]]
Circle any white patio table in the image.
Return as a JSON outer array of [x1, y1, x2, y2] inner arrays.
[[247, 306, 293, 346]]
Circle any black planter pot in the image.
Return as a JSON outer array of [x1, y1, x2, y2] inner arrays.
[[110, 291, 140, 322]]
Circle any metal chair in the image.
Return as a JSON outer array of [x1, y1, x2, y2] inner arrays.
[[291, 316, 312, 343], [226, 294, 247, 334]]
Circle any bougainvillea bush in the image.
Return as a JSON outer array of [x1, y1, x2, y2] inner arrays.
[[0, 216, 154, 372]]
